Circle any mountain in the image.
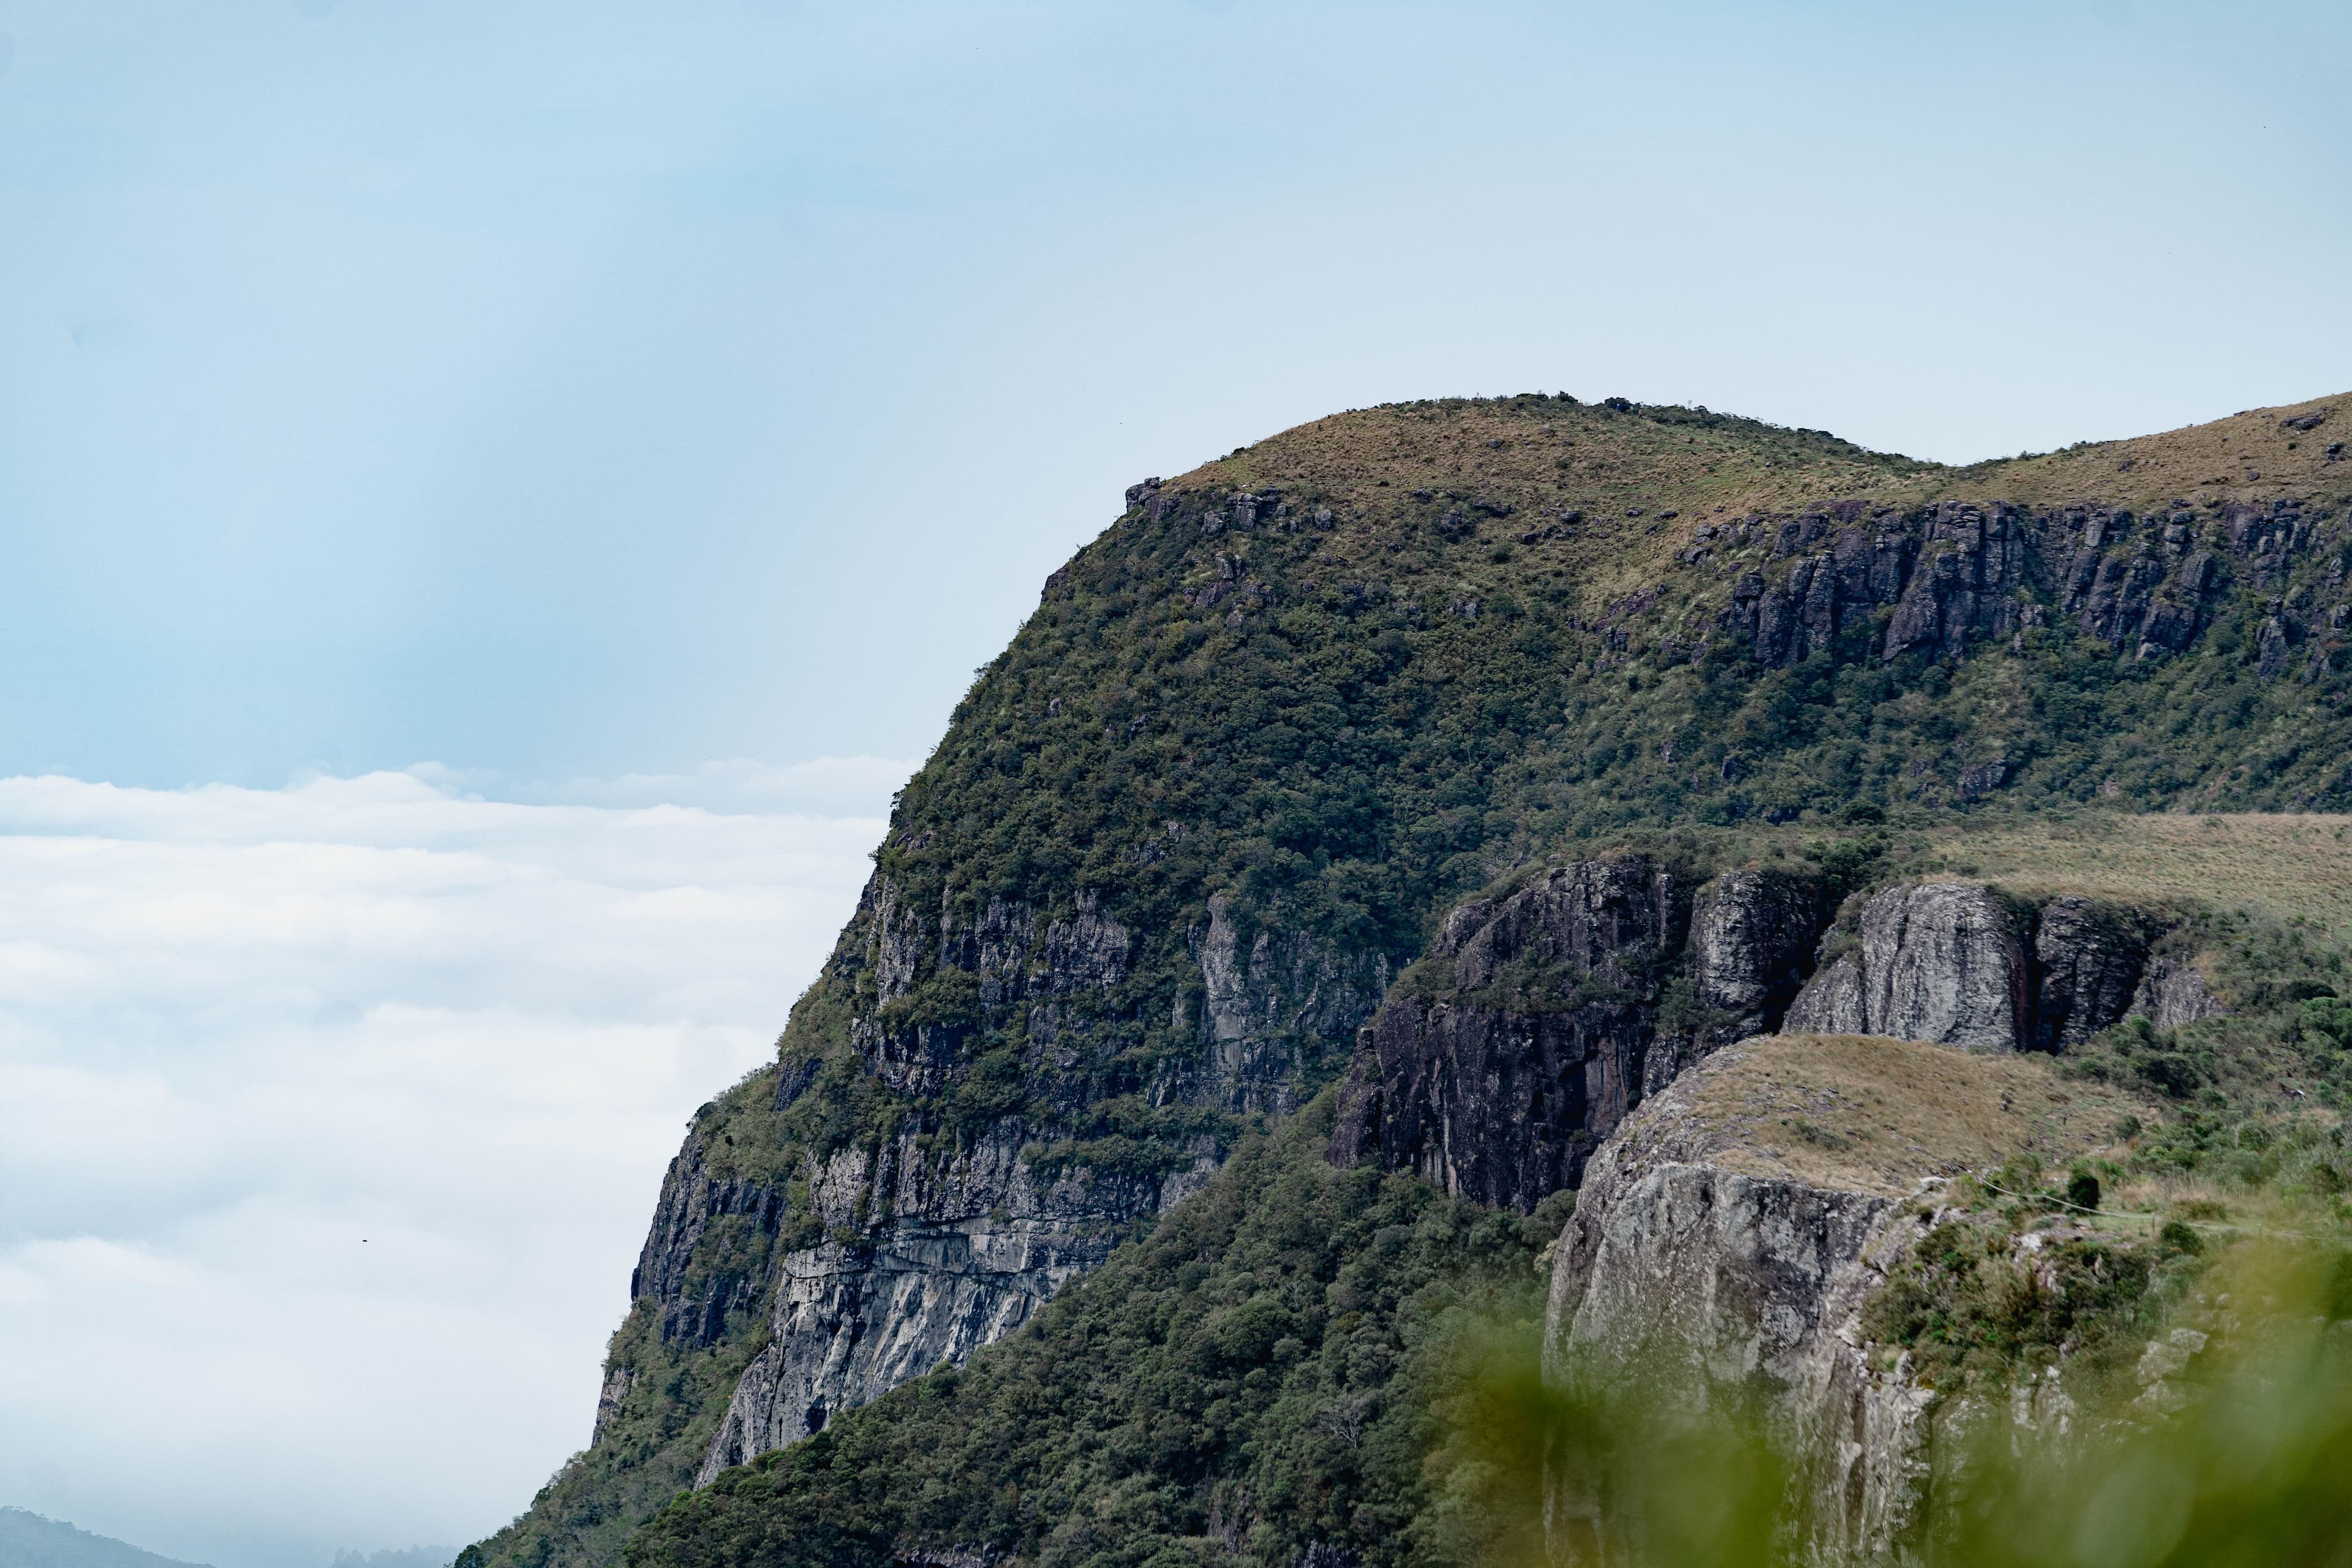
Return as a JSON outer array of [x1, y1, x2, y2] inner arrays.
[[0, 1509, 213, 1568], [469, 389, 2352, 1567]]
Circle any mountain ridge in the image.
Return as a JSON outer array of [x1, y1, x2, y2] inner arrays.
[[0, 1507, 214, 1568], [472, 386, 2352, 1568]]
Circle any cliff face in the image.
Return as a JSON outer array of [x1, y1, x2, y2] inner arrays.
[[1185, 893, 1393, 1114], [1541, 1033, 2159, 1565], [479, 389, 2350, 1568], [1542, 1095, 1898, 1404], [1783, 883, 2031, 1052], [628, 1131, 785, 1361], [2030, 895, 2155, 1052], [693, 1123, 1174, 1481], [1649, 867, 1826, 1090], [678, 875, 1366, 1486], [1718, 488, 2309, 677], [1784, 882, 2201, 1055], [1326, 857, 1687, 1209], [1328, 862, 1823, 1207]]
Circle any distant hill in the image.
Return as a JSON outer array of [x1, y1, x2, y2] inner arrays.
[[0, 1509, 210, 1568]]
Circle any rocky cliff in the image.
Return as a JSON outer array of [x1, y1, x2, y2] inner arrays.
[[476, 388, 2350, 1568], [1331, 869, 2208, 1213], [1783, 881, 2215, 1056], [1542, 1033, 2159, 1564], [1784, 883, 2032, 1052], [674, 873, 1376, 1485], [1327, 859, 1821, 1207], [690, 1125, 1178, 1480]]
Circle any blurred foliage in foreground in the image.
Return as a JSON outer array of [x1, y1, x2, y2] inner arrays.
[[1502, 1241, 2352, 1568]]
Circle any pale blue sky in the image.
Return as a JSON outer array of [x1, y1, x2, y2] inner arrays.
[[5, 0, 2346, 790]]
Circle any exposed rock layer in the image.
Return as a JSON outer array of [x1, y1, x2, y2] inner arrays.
[[676, 875, 1347, 1482], [630, 1131, 783, 1358], [2030, 895, 2154, 1052], [1784, 882, 2195, 1055], [693, 1124, 1157, 1482], [1329, 857, 1687, 1208], [1330, 861, 1836, 1207], [1783, 883, 2030, 1052]]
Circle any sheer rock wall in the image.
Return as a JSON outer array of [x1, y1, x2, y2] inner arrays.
[[679, 874, 1379, 1484], [1329, 861, 1827, 1208]]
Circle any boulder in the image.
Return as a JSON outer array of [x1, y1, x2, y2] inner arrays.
[[1784, 883, 2029, 1052], [2130, 953, 2227, 1031]]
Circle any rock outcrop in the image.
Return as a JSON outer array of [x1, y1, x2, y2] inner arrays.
[[1542, 1033, 2158, 1565], [1784, 883, 2207, 1056], [1643, 867, 1825, 1091], [1330, 862, 1830, 1207], [2130, 951, 2228, 1031], [2030, 896, 2153, 1052], [1784, 883, 2030, 1052], [1688, 870, 1828, 1038], [694, 1123, 1185, 1482], [1180, 894, 1392, 1114], [1329, 856, 1684, 1210], [1714, 494, 2282, 678], [631, 1130, 785, 1354]]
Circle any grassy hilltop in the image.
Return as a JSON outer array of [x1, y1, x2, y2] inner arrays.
[[475, 388, 2352, 1568]]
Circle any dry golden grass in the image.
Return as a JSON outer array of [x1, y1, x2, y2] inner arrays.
[[1662, 1033, 2157, 1198], [1918, 812, 2352, 935], [1960, 391, 2352, 514], [1147, 390, 2352, 609]]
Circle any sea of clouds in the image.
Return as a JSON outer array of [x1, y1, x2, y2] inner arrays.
[[0, 762, 908, 1568]]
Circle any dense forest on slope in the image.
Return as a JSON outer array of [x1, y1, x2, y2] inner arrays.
[[619, 842, 2352, 1567], [624, 1098, 1561, 1568], [472, 390, 2352, 1568]]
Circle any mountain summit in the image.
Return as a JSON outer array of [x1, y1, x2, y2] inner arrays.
[[469, 390, 2352, 1567]]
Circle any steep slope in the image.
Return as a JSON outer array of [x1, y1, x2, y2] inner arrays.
[[473, 388, 2352, 1568], [618, 865, 2352, 1568], [625, 1097, 1556, 1568], [1540, 1034, 2164, 1561]]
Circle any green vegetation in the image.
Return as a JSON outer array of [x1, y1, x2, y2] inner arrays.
[[625, 1096, 1564, 1568], [478, 388, 2352, 1568], [1525, 1242, 2352, 1567], [2062, 906, 2352, 1110], [1860, 1213, 2167, 1390]]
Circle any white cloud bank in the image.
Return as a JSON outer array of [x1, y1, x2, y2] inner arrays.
[[0, 765, 908, 1568]]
